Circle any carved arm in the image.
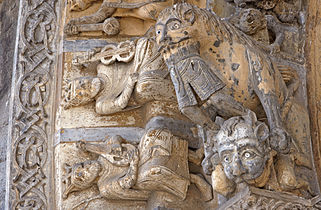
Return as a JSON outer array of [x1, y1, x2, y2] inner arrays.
[[77, 140, 110, 156], [68, 3, 116, 25], [117, 144, 140, 189]]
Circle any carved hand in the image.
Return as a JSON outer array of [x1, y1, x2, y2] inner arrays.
[[76, 140, 87, 151], [128, 73, 139, 85], [64, 21, 79, 35], [86, 48, 101, 61]]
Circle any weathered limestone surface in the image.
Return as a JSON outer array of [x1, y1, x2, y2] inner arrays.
[[306, 0, 321, 188], [0, 0, 19, 209]]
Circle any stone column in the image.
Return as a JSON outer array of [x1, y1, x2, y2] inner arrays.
[[306, 0, 321, 187]]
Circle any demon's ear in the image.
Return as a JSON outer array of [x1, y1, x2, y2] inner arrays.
[[255, 122, 269, 142], [243, 110, 257, 126], [184, 9, 195, 24]]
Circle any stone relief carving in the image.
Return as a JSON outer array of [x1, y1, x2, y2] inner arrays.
[[62, 131, 212, 209], [54, 0, 317, 209], [221, 0, 304, 62], [63, 135, 150, 201], [62, 39, 141, 113], [156, 2, 290, 167], [154, 1, 317, 207], [64, 0, 178, 36], [60, 32, 214, 208], [6, 0, 319, 208], [219, 186, 321, 210], [211, 111, 311, 198], [7, 0, 59, 209]]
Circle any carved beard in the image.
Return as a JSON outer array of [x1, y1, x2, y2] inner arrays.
[[245, 152, 273, 188]]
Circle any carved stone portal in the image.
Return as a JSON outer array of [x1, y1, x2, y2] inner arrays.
[[5, 0, 321, 209]]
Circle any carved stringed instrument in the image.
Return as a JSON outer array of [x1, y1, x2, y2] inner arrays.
[[72, 40, 136, 65]]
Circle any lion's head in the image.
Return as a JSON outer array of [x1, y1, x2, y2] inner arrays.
[[156, 3, 197, 51], [156, 3, 229, 55]]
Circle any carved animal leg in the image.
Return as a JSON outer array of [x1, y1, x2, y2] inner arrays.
[[65, 5, 116, 35], [188, 147, 204, 166], [207, 88, 248, 118], [260, 94, 284, 128], [247, 50, 286, 130], [180, 105, 219, 130], [255, 93, 290, 152], [181, 106, 219, 174], [70, 6, 116, 25], [247, 51, 290, 152], [77, 141, 110, 156], [190, 174, 213, 201], [275, 154, 298, 190]]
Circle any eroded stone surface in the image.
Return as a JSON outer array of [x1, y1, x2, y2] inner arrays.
[[0, 0, 19, 209]]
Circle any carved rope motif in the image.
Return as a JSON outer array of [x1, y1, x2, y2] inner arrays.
[[9, 0, 58, 209]]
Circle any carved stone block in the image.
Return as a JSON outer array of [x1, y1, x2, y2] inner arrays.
[[218, 186, 321, 210]]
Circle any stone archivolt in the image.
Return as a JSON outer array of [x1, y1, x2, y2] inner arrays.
[[6, 0, 59, 209]]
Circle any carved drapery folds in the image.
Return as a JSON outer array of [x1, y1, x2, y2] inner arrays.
[[7, 0, 321, 209]]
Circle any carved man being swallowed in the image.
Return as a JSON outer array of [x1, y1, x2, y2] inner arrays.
[[155, 3, 295, 174]]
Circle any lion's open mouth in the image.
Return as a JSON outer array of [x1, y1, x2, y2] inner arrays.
[[158, 36, 191, 53]]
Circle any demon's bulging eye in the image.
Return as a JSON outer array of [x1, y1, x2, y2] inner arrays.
[[241, 151, 256, 160], [222, 154, 232, 163]]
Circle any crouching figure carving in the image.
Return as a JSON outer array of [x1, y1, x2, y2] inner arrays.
[[62, 130, 212, 207], [63, 135, 150, 201]]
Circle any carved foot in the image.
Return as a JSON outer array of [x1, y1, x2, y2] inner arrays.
[[102, 17, 120, 36], [76, 140, 87, 151], [270, 127, 290, 153], [119, 177, 135, 189]]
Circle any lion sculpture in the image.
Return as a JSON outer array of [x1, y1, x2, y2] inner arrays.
[[155, 3, 313, 193]]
